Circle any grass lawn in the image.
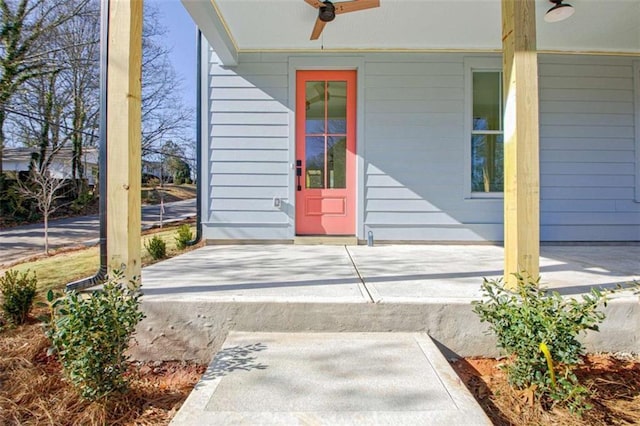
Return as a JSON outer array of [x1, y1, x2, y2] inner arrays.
[[141, 183, 196, 205]]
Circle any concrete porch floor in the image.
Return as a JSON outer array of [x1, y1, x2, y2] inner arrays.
[[134, 244, 640, 362]]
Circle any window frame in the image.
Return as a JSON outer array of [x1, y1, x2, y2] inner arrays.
[[464, 57, 504, 199]]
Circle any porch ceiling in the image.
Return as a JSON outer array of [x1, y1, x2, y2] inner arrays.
[[183, 0, 640, 64]]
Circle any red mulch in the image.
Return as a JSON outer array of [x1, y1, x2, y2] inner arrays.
[[450, 354, 640, 425]]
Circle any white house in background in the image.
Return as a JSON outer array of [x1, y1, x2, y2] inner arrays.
[[2, 147, 99, 186], [182, 0, 640, 244]]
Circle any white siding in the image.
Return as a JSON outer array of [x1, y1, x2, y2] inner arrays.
[[204, 50, 640, 242], [363, 54, 502, 241], [538, 55, 639, 241], [206, 51, 291, 240]]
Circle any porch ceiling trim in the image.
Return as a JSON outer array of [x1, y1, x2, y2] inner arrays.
[[181, 0, 238, 66], [183, 0, 640, 66]]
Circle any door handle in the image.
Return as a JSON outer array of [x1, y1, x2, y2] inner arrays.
[[296, 160, 302, 191]]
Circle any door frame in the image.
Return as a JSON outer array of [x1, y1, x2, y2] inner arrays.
[[295, 70, 357, 235], [287, 57, 366, 239]]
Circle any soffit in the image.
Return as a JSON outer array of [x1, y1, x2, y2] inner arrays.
[[209, 0, 640, 54]]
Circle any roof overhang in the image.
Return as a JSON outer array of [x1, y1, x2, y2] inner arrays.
[[182, 0, 640, 66]]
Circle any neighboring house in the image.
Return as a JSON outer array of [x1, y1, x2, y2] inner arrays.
[[2, 147, 99, 186], [182, 0, 640, 243], [142, 159, 164, 181]]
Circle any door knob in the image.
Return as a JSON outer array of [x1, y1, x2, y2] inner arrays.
[[296, 160, 302, 191]]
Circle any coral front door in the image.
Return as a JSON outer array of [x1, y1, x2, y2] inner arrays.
[[295, 70, 356, 235]]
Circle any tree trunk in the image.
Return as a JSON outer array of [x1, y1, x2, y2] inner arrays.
[[0, 106, 5, 215], [44, 212, 49, 255]]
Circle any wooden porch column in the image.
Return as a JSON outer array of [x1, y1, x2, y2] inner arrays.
[[501, 0, 540, 287], [107, 0, 143, 280]]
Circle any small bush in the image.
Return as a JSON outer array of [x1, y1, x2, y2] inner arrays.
[[70, 190, 95, 214], [144, 235, 167, 260], [472, 274, 608, 414], [0, 269, 38, 325], [47, 271, 145, 400], [175, 224, 193, 250]]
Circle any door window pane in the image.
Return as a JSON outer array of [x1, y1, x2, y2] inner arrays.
[[327, 136, 346, 188], [327, 81, 347, 134], [305, 81, 325, 134], [306, 136, 325, 189], [471, 134, 504, 192]]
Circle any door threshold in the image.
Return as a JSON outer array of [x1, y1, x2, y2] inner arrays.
[[294, 236, 358, 246]]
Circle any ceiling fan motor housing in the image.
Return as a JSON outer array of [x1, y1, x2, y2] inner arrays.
[[319, 1, 336, 22]]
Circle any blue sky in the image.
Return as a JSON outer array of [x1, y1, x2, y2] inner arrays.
[[157, 1, 197, 111]]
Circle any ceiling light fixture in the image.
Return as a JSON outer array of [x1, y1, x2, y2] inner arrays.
[[544, 0, 575, 23]]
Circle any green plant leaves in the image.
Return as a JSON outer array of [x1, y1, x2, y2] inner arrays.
[[0, 269, 38, 325], [472, 273, 609, 415], [46, 271, 145, 400], [144, 234, 167, 260], [174, 224, 193, 250]]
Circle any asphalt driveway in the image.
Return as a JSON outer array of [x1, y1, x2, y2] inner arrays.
[[0, 198, 196, 266]]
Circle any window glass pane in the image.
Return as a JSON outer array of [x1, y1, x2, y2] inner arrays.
[[471, 134, 504, 192], [306, 81, 325, 134], [327, 136, 346, 188], [327, 81, 347, 134], [473, 72, 501, 131], [306, 136, 325, 188]]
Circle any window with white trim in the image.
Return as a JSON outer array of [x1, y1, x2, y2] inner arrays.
[[471, 70, 504, 194]]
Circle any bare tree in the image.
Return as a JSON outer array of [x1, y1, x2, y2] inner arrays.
[[0, 0, 89, 208], [12, 0, 99, 195], [16, 161, 69, 254], [5, 0, 193, 218], [141, 3, 194, 154]]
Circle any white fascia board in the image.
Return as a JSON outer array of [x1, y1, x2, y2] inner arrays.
[[181, 0, 238, 66]]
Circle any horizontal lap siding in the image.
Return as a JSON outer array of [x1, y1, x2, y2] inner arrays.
[[204, 49, 639, 242], [362, 55, 500, 241], [538, 55, 639, 241], [363, 54, 639, 242], [207, 52, 290, 239]]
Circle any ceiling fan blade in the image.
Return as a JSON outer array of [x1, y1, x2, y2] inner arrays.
[[310, 18, 327, 40], [304, 0, 324, 8], [307, 94, 323, 105], [334, 0, 380, 14]]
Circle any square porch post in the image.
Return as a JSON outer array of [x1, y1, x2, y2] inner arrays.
[[106, 0, 143, 280], [501, 0, 541, 287]]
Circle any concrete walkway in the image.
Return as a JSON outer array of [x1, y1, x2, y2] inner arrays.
[[137, 244, 639, 363], [170, 332, 491, 426], [140, 243, 638, 425], [141, 244, 640, 303]]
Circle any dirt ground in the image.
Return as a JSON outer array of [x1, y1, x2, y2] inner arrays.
[[450, 354, 640, 425]]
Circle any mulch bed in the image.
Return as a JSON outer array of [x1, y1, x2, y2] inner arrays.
[[450, 354, 640, 425], [2, 314, 639, 425], [0, 318, 205, 425]]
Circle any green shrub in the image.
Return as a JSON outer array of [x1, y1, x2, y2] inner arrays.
[[0, 269, 38, 325], [144, 235, 167, 260], [472, 274, 608, 414], [47, 272, 145, 400], [70, 190, 95, 214], [175, 224, 193, 250]]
